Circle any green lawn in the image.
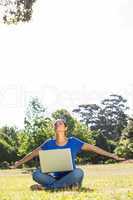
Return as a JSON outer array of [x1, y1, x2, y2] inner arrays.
[[0, 163, 133, 200]]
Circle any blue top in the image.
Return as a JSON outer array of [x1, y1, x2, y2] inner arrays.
[[40, 136, 86, 178]]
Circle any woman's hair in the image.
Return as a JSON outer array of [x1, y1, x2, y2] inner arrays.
[[54, 118, 67, 128]]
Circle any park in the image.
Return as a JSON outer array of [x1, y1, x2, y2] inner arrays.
[[0, 0, 133, 199]]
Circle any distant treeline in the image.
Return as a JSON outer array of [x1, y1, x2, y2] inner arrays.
[[0, 94, 133, 168]]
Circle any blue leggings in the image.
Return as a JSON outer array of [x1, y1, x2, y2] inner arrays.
[[32, 167, 84, 189]]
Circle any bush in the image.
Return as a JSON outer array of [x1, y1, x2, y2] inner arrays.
[[0, 161, 10, 169], [0, 139, 17, 163]]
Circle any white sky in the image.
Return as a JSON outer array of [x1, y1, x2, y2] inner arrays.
[[0, 0, 133, 128]]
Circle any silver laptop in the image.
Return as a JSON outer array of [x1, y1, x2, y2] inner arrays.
[[39, 148, 73, 173]]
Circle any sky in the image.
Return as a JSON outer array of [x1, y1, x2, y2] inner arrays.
[[0, 0, 133, 128]]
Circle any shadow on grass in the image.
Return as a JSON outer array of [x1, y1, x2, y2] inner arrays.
[[30, 184, 94, 193], [44, 186, 94, 193]]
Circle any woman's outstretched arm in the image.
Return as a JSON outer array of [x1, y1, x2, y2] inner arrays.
[[81, 143, 125, 161], [9, 146, 42, 169]]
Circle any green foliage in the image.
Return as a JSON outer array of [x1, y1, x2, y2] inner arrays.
[[115, 119, 133, 159], [72, 120, 95, 164], [101, 94, 128, 140], [104, 159, 117, 164], [0, 126, 19, 162], [72, 119, 95, 144], [15, 97, 55, 167], [0, 94, 132, 166], [107, 139, 117, 153], [0, 138, 16, 162], [0, 0, 37, 24], [0, 126, 19, 148], [72, 120, 111, 164], [73, 104, 101, 128], [73, 94, 128, 140], [19, 118, 54, 156], [25, 97, 46, 122], [16, 131, 30, 156], [86, 130, 111, 164], [22, 97, 54, 154]]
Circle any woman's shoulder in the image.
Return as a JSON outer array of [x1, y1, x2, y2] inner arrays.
[[41, 137, 54, 145], [40, 137, 55, 148], [69, 135, 77, 141], [69, 136, 84, 142]]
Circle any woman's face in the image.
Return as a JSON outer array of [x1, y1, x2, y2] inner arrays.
[[54, 121, 67, 133]]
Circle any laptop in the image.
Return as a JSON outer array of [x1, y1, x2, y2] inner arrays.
[[39, 148, 74, 173]]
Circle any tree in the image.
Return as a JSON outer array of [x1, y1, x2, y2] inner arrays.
[[0, 126, 19, 148], [73, 94, 129, 140], [115, 118, 133, 159], [0, 0, 36, 24], [23, 97, 54, 153], [25, 97, 46, 122], [72, 119, 95, 164], [72, 120, 111, 164], [81, 130, 110, 164], [73, 104, 101, 129], [100, 94, 129, 140], [0, 126, 20, 163], [0, 138, 14, 163]]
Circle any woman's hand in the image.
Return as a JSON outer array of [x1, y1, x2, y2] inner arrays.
[[111, 154, 126, 161], [9, 161, 21, 169], [108, 153, 133, 163]]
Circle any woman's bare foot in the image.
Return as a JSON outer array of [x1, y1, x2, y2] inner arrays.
[[79, 186, 94, 192], [86, 187, 94, 192], [30, 184, 44, 191]]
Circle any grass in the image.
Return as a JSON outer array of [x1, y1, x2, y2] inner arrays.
[[0, 163, 133, 200]]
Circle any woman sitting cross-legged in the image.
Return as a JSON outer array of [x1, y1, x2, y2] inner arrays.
[[10, 119, 126, 191]]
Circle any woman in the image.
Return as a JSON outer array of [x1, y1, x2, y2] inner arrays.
[[10, 118, 125, 190]]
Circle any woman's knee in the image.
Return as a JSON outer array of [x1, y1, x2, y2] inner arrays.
[[72, 168, 84, 179], [32, 169, 41, 181]]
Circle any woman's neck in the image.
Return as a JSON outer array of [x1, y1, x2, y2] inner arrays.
[[55, 134, 68, 145]]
